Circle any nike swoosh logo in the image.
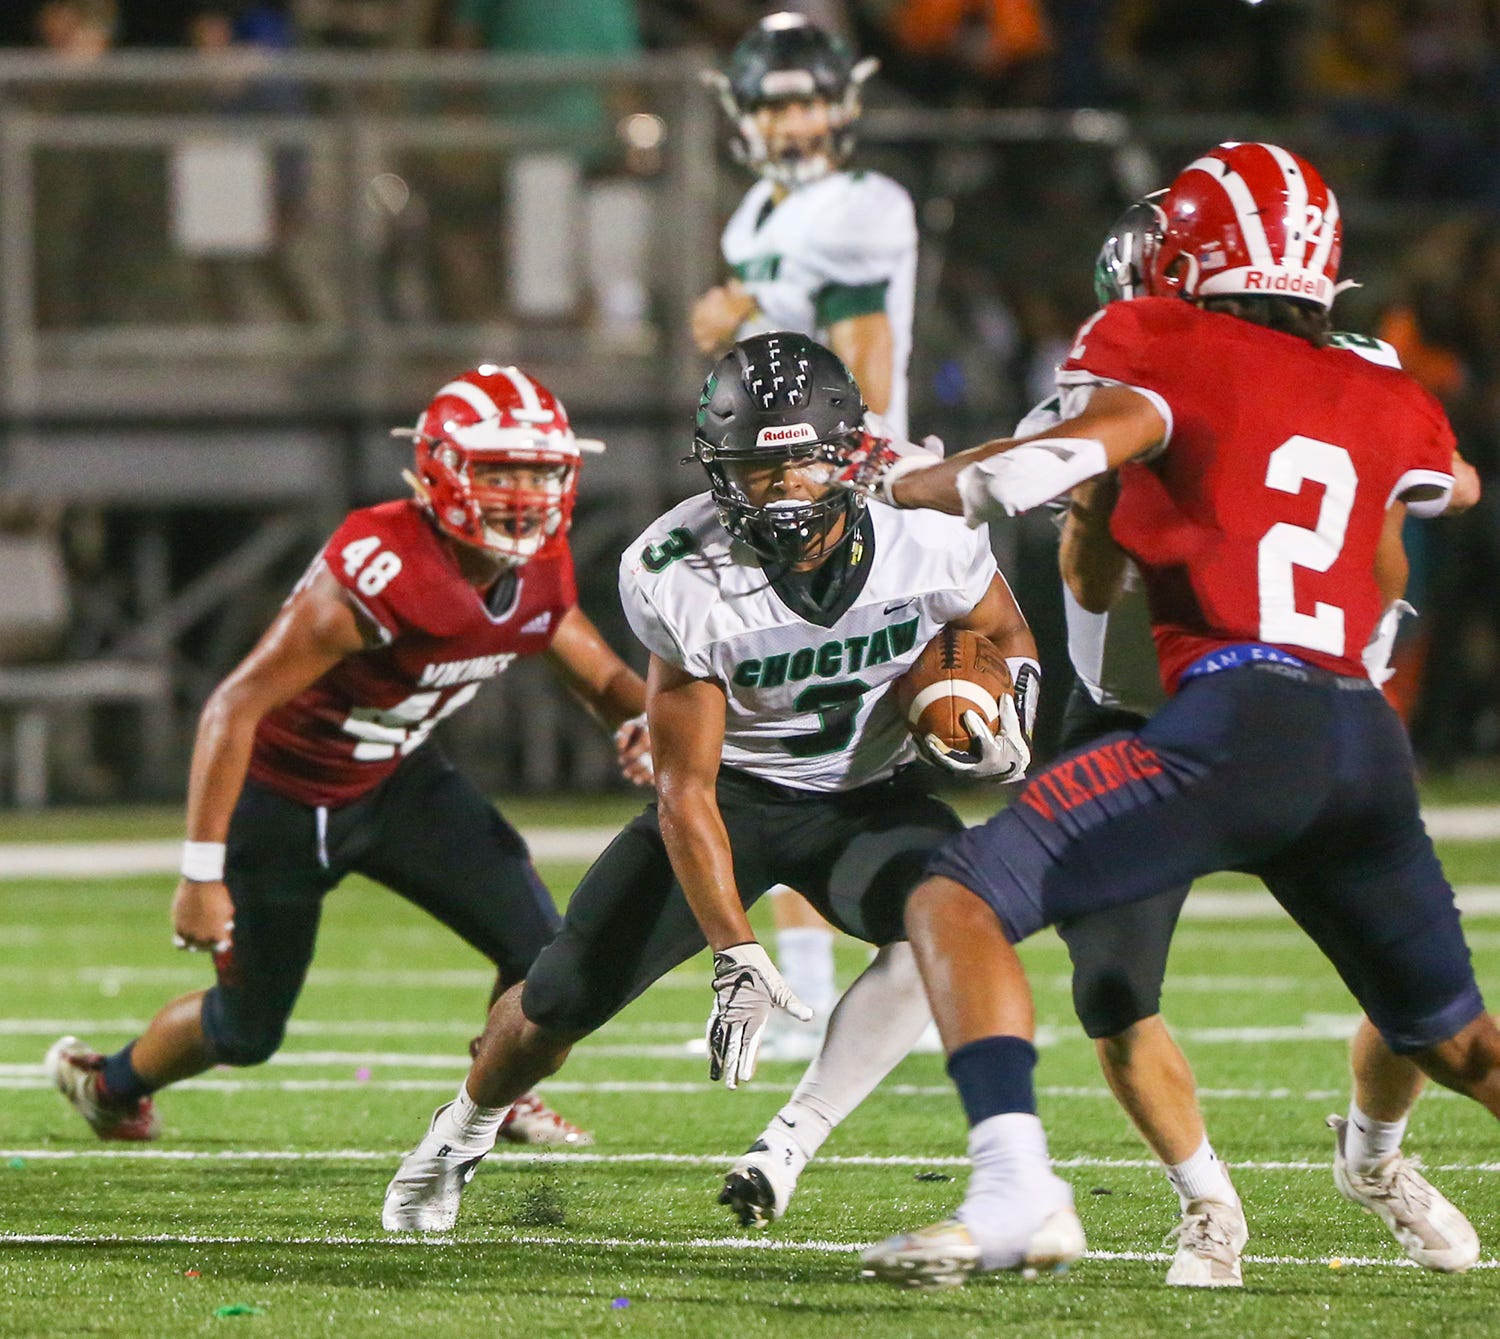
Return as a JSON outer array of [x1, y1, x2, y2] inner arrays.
[[884, 600, 915, 614]]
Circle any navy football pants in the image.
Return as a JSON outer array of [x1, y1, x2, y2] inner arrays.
[[929, 662, 1485, 1053]]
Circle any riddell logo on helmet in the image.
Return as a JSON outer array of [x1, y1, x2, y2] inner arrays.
[[756, 423, 818, 446], [1242, 269, 1331, 301]]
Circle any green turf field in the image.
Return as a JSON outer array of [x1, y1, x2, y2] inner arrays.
[[4, 793, 1500, 1338]]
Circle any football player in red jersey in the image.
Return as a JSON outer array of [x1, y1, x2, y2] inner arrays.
[[1041, 201, 1479, 1284], [45, 365, 651, 1147], [844, 143, 1499, 1289]]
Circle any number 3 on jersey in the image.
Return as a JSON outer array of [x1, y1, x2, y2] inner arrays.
[[1257, 435, 1356, 654], [341, 536, 403, 596]]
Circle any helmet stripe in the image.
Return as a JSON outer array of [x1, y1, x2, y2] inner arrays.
[[494, 365, 555, 422], [1183, 153, 1275, 270], [434, 379, 501, 422], [1261, 143, 1311, 267]]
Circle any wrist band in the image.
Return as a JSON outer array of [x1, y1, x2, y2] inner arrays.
[[181, 841, 226, 883]]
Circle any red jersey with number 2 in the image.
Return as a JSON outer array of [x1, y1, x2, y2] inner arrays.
[[1057, 298, 1456, 692], [249, 499, 576, 807]]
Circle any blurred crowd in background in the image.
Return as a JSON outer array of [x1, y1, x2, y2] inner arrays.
[[0, 0, 1498, 789]]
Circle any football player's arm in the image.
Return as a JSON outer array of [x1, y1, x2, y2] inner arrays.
[[1060, 474, 1127, 614], [172, 567, 370, 951], [892, 386, 1167, 519], [828, 311, 894, 417], [691, 278, 758, 356], [953, 573, 1036, 664], [648, 655, 752, 951], [1375, 503, 1408, 605], [543, 606, 651, 786], [1447, 449, 1480, 513]]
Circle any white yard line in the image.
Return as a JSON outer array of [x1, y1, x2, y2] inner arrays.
[[0, 1019, 1397, 1072], [5, 1148, 1499, 1173], [0, 1228, 1488, 1269], [0, 1074, 1366, 1100], [3, 805, 1498, 881]]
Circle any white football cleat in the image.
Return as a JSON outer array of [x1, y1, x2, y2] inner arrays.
[[863, 1186, 1085, 1291], [44, 1035, 160, 1142], [382, 1101, 492, 1232], [719, 1129, 807, 1226], [1327, 1114, 1480, 1272], [498, 1091, 593, 1147], [1165, 1197, 1248, 1287], [861, 1219, 982, 1290]]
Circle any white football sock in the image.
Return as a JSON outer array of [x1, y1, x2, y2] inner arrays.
[[775, 923, 838, 1017], [959, 1113, 1074, 1271], [1166, 1137, 1238, 1209], [432, 1082, 506, 1149], [770, 940, 933, 1159], [1345, 1101, 1408, 1173]]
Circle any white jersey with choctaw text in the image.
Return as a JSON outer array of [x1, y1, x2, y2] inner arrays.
[[620, 493, 996, 792], [722, 169, 917, 438]]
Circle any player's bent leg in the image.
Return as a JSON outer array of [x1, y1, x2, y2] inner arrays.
[[1350, 1015, 1427, 1122], [863, 877, 1082, 1288], [1057, 880, 1243, 1281], [722, 940, 932, 1227], [1092, 1019, 1246, 1287], [384, 986, 585, 1233], [1322, 1012, 1500, 1274], [1322, 1014, 1472, 1268]]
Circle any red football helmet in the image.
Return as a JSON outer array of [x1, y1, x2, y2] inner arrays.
[[396, 365, 603, 564], [1151, 142, 1344, 311]]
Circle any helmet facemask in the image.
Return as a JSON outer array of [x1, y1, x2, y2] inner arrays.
[[705, 13, 878, 191], [729, 81, 870, 189], [410, 433, 579, 566], [695, 433, 867, 568]]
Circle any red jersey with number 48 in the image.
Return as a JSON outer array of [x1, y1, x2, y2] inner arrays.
[[248, 499, 576, 807], [1057, 298, 1456, 692]]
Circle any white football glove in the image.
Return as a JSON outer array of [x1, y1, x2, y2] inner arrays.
[[919, 702, 1031, 782], [1005, 657, 1041, 743], [832, 418, 944, 506], [1361, 599, 1416, 688], [706, 942, 813, 1089]]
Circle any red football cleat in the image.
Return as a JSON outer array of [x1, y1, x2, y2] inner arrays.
[[44, 1036, 161, 1142], [498, 1091, 592, 1147]]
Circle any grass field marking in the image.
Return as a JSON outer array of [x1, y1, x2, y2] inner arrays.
[[7, 1148, 1500, 1173], [0, 1074, 1362, 1101], [4, 804, 1496, 880], [0, 1021, 1385, 1075], [0, 1230, 1491, 1271]]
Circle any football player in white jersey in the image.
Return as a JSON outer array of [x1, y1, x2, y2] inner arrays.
[[382, 333, 1040, 1233], [693, 10, 922, 1039]]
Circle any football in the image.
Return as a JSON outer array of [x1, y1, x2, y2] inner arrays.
[[894, 628, 1013, 752]]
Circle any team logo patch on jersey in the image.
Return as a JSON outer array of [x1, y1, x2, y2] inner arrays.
[[755, 423, 818, 447]]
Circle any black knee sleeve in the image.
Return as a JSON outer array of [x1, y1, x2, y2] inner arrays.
[[200, 986, 287, 1068], [1056, 883, 1187, 1039]]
